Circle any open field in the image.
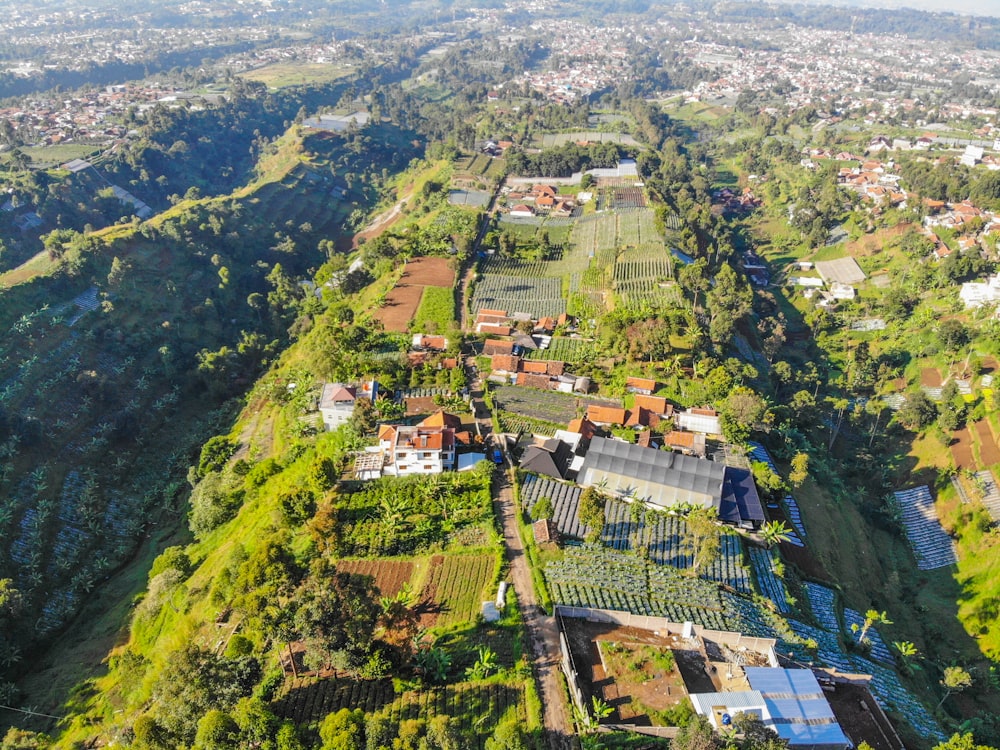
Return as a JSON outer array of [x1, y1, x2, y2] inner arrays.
[[23, 143, 99, 167], [375, 256, 456, 332], [240, 62, 354, 88], [422, 553, 497, 628], [336, 558, 417, 599], [976, 420, 1000, 465], [0, 250, 56, 288]]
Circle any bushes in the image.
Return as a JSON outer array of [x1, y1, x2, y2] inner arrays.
[[189, 472, 244, 539]]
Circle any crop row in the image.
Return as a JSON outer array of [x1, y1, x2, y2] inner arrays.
[[496, 412, 562, 438], [600, 501, 752, 594], [525, 337, 597, 364], [427, 554, 496, 627], [519, 474, 589, 539], [802, 582, 840, 633], [471, 274, 565, 319], [550, 581, 731, 631], [612, 259, 672, 283], [748, 547, 792, 614], [492, 385, 597, 424]]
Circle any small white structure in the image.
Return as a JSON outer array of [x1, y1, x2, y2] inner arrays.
[[829, 282, 856, 300], [319, 383, 359, 430], [961, 274, 1000, 309], [961, 145, 985, 168], [481, 601, 500, 622], [791, 276, 824, 288], [495, 581, 508, 609], [675, 407, 722, 435]]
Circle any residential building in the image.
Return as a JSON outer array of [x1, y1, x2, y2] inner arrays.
[[319, 381, 378, 430], [690, 668, 849, 750], [377, 424, 456, 476]]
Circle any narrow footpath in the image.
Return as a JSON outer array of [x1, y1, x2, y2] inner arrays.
[[467, 371, 576, 749]]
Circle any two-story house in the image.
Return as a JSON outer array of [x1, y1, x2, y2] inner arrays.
[[377, 425, 456, 476], [319, 380, 378, 431]]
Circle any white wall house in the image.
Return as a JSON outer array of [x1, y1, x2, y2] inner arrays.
[[960, 274, 1000, 310], [319, 380, 377, 430], [377, 425, 456, 476]]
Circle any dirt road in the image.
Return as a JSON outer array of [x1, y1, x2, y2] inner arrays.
[[468, 372, 576, 749]]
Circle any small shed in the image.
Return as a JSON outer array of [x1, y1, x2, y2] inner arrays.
[[533, 519, 560, 547]]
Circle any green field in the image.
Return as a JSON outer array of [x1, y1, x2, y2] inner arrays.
[[23, 143, 100, 167], [240, 62, 354, 88], [413, 285, 457, 333]]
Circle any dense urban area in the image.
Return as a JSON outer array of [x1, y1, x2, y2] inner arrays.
[[2, 1, 1000, 749]]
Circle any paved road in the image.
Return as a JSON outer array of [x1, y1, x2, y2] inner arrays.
[[468, 373, 576, 749]]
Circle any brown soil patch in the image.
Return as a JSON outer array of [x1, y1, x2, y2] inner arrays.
[[951, 426, 975, 469], [596, 641, 687, 722], [352, 200, 406, 249], [336, 558, 415, 599], [920, 367, 942, 387], [373, 257, 457, 333], [376, 283, 424, 332], [563, 620, 693, 726], [404, 396, 438, 416], [983, 357, 998, 375], [844, 222, 912, 258], [400, 256, 456, 287], [975, 420, 1000, 466], [826, 682, 905, 750], [414, 554, 444, 628]]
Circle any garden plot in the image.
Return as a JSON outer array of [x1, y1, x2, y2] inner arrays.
[[892, 486, 957, 570], [422, 554, 496, 627], [748, 547, 793, 614], [843, 608, 893, 663], [519, 474, 590, 538], [600, 501, 752, 594], [471, 274, 565, 319], [803, 582, 840, 633], [496, 412, 562, 438], [545, 546, 739, 631], [492, 386, 618, 425], [336, 558, 416, 599], [525, 337, 597, 364], [975, 469, 1000, 521], [848, 656, 943, 741]]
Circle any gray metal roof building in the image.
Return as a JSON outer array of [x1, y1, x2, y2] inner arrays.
[[578, 436, 726, 510]]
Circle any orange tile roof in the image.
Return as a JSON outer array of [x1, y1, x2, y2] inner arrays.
[[418, 410, 462, 429], [634, 395, 669, 414], [587, 405, 627, 425], [567, 418, 598, 440], [664, 430, 695, 448], [626, 376, 658, 391]]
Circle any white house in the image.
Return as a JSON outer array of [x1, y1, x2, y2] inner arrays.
[[960, 274, 1000, 309], [319, 380, 377, 430], [377, 424, 456, 476]]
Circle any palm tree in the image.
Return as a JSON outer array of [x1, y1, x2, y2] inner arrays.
[[937, 665, 973, 709], [760, 520, 792, 549], [852, 609, 892, 644], [893, 641, 920, 674]]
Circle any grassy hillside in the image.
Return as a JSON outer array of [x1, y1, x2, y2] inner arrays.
[[0, 123, 420, 729]]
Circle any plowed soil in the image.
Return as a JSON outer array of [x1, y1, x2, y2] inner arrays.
[[976, 420, 1000, 466], [374, 257, 456, 333]]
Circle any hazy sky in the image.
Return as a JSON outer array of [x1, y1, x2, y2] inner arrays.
[[813, 0, 1000, 16]]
